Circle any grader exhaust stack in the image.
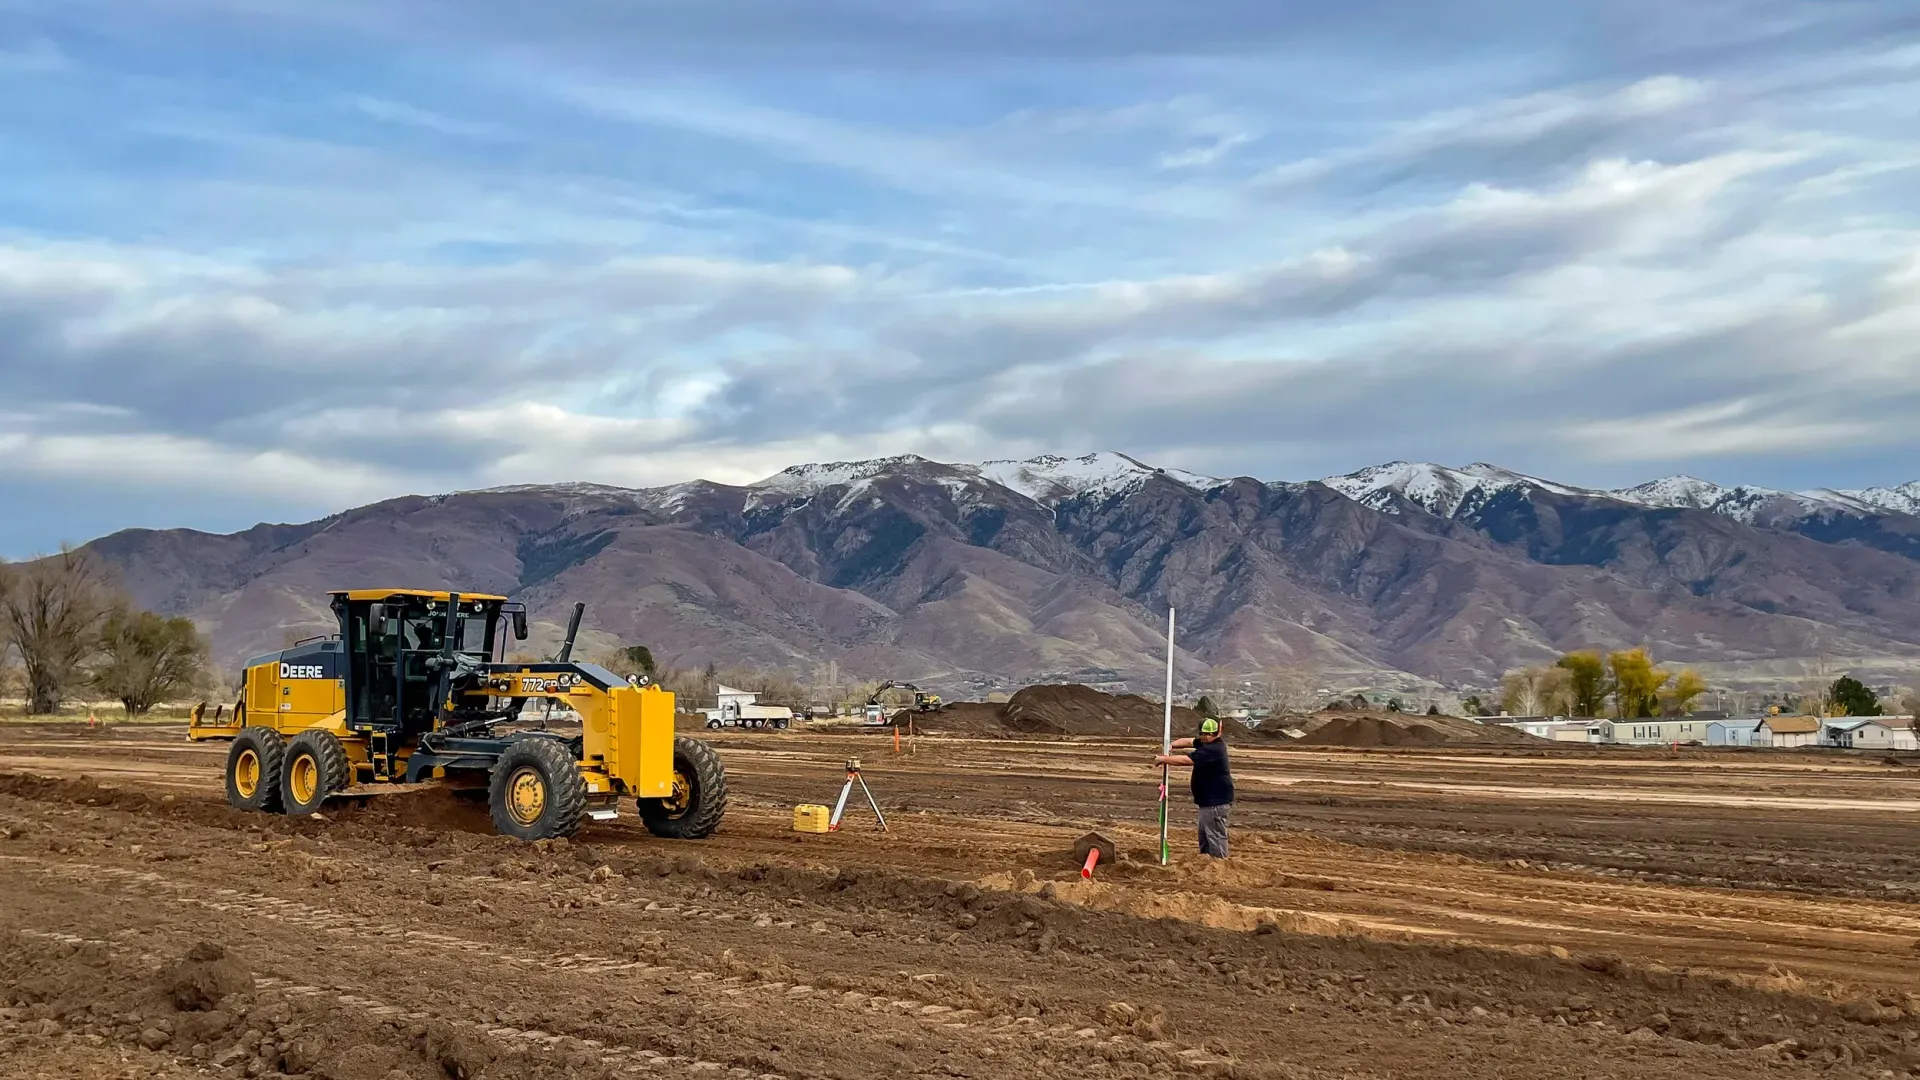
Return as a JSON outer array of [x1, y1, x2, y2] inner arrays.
[[557, 601, 586, 662]]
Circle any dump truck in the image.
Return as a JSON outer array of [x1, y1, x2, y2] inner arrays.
[[189, 589, 725, 842]]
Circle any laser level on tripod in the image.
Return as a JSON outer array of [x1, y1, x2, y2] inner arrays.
[[828, 757, 888, 832]]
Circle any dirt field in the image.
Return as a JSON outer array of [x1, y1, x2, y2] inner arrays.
[[5, 724, 1920, 1079]]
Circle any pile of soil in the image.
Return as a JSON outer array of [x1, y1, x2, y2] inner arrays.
[[1296, 716, 1447, 747], [918, 685, 1540, 745], [1291, 711, 1543, 747], [1001, 684, 1207, 737], [920, 684, 1214, 738], [1013, 684, 1217, 737], [919, 701, 1007, 733], [1232, 714, 1314, 739]]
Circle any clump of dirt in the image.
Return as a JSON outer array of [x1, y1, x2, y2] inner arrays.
[[163, 941, 252, 1011], [332, 785, 496, 834]]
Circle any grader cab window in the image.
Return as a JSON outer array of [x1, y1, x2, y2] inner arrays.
[[338, 594, 504, 732]]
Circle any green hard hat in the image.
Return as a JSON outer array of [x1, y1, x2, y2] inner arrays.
[[1199, 718, 1220, 734]]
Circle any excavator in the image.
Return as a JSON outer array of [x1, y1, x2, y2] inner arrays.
[[188, 590, 725, 842], [862, 680, 942, 724]]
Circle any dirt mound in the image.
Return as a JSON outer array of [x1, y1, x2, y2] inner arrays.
[[163, 941, 252, 1010], [918, 701, 1009, 734], [918, 685, 1210, 738], [331, 784, 498, 834], [1001, 684, 1206, 738], [1285, 711, 1544, 747], [1297, 716, 1445, 747], [1232, 714, 1311, 739]]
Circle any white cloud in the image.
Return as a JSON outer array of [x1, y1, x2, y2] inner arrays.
[[0, 428, 414, 503], [1563, 401, 1889, 462], [345, 95, 499, 139], [2, 0, 1919, 555], [1159, 132, 1255, 170], [1260, 75, 1713, 191]]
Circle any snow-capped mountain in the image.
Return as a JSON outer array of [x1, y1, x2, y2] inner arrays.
[[69, 449, 1920, 695], [739, 453, 1920, 528], [754, 452, 1220, 507], [1607, 476, 1917, 524], [1828, 481, 1920, 517], [1318, 463, 1920, 530], [974, 452, 1220, 504], [1610, 476, 1834, 523], [1319, 461, 1593, 518], [750, 454, 944, 496]]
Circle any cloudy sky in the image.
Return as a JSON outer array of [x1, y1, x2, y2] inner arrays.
[[2, 1, 1917, 555]]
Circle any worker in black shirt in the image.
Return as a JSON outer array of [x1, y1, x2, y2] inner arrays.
[[1155, 717, 1234, 858]]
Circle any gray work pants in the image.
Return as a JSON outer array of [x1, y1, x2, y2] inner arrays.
[[1197, 803, 1231, 858]]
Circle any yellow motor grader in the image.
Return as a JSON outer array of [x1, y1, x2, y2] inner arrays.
[[189, 589, 724, 841]]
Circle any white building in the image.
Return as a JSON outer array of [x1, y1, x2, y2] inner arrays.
[[1592, 718, 1713, 745], [1825, 718, 1919, 751], [1511, 719, 1596, 742]]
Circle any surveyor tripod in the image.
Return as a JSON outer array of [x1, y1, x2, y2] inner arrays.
[[828, 757, 888, 832]]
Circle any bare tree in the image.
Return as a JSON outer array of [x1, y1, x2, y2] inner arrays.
[[1792, 653, 1838, 716], [0, 547, 120, 714], [1257, 663, 1320, 716], [1500, 665, 1574, 716], [93, 609, 210, 718], [1794, 675, 1835, 717]]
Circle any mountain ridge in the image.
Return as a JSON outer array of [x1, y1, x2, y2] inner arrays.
[[67, 452, 1920, 698]]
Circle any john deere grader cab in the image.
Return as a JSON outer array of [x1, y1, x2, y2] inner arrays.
[[188, 589, 726, 842]]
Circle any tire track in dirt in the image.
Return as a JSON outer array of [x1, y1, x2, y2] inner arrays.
[[8, 927, 785, 1079], [11, 735, 1920, 1078], [1, 854, 1239, 1078]]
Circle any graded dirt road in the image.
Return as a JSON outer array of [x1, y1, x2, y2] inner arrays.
[[4, 722, 1920, 1079]]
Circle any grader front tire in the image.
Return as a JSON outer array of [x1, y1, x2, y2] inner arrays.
[[487, 738, 587, 841], [638, 736, 727, 839]]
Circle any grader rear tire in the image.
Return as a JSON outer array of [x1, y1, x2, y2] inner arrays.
[[487, 737, 587, 841], [225, 728, 288, 814], [638, 736, 727, 839], [282, 730, 350, 816]]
